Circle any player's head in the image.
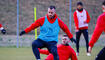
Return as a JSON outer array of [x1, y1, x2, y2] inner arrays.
[[48, 5, 56, 18], [77, 1, 83, 11], [62, 35, 70, 45], [102, 1, 105, 12]]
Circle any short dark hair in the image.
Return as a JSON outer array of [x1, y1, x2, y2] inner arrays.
[[63, 35, 68, 37], [102, 1, 105, 6], [77, 1, 83, 6], [49, 5, 56, 9]]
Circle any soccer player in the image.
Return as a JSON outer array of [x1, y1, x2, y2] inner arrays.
[[20, 6, 76, 60], [89, 1, 105, 60], [0, 24, 6, 34], [38, 35, 78, 60], [73, 1, 91, 56]]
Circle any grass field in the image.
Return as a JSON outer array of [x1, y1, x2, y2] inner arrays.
[[0, 47, 103, 60]]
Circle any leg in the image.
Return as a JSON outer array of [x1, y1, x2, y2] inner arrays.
[[95, 47, 105, 60], [32, 38, 45, 60], [76, 30, 82, 53], [83, 29, 89, 52], [47, 41, 59, 60]]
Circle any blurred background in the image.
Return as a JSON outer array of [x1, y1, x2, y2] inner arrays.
[[0, 0, 104, 47], [0, 0, 103, 34], [0, 0, 105, 60]]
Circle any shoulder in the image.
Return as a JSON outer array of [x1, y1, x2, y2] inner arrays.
[[98, 13, 105, 20], [73, 11, 77, 17], [36, 16, 45, 23], [68, 46, 72, 49], [100, 13, 105, 17], [83, 9, 87, 11], [84, 9, 89, 13], [74, 11, 77, 14], [57, 44, 62, 47], [38, 16, 45, 20], [58, 18, 62, 22], [58, 18, 64, 24], [66, 46, 74, 51]]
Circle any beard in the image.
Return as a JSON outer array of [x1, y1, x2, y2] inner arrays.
[[49, 15, 55, 19], [64, 43, 69, 46], [62, 42, 69, 46], [77, 8, 83, 12]]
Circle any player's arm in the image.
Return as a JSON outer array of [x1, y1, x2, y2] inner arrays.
[[85, 11, 91, 23], [104, 27, 105, 32], [45, 54, 54, 60], [58, 19, 76, 43], [71, 52, 78, 60], [73, 11, 79, 31], [38, 48, 50, 55], [89, 16, 105, 50], [89, 25, 104, 48], [38, 48, 53, 60], [70, 48, 78, 60], [0, 24, 6, 34], [19, 17, 45, 36]]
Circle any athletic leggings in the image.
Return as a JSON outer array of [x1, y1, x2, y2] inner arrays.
[[32, 38, 59, 60], [95, 47, 105, 60], [76, 29, 89, 53]]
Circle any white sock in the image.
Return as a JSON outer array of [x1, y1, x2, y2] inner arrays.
[[37, 59, 41, 60]]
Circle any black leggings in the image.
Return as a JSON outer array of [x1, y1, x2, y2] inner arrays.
[[32, 38, 59, 60], [76, 29, 89, 53], [95, 47, 105, 60]]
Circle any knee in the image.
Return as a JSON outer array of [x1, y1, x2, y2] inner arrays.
[[51, 48, 58, 55], [32, 41, 37, 48], [51, 50, 59, 60]]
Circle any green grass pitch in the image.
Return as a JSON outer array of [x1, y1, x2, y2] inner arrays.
[[0, 47, 102, 60]]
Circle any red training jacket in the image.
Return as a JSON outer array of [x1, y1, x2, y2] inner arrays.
[[73, 9, 91, 30], [24, 14, 73, 39], [39, 44, 78, 60], [89, 12, 105, 48]]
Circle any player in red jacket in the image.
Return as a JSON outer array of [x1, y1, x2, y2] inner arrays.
[[20, 6, 76, 60], [73, 1, 91, 56], [39, 35, 78, 60], [88, 1, 105, 60], [0, 24, 6, 34]]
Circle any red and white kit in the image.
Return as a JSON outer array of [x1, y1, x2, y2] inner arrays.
[[73, 9, 90, 30]]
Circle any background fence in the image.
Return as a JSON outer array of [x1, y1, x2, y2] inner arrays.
[[0, 0, 105, 47]]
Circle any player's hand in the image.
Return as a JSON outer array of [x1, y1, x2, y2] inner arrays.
[[75, 28, 79, 32], [88, 46, 92, 53], [75, 29, 79, 32], [20, 31, 26, 36], [70, 38, 76, 44], [1, 29, 6, 34]]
